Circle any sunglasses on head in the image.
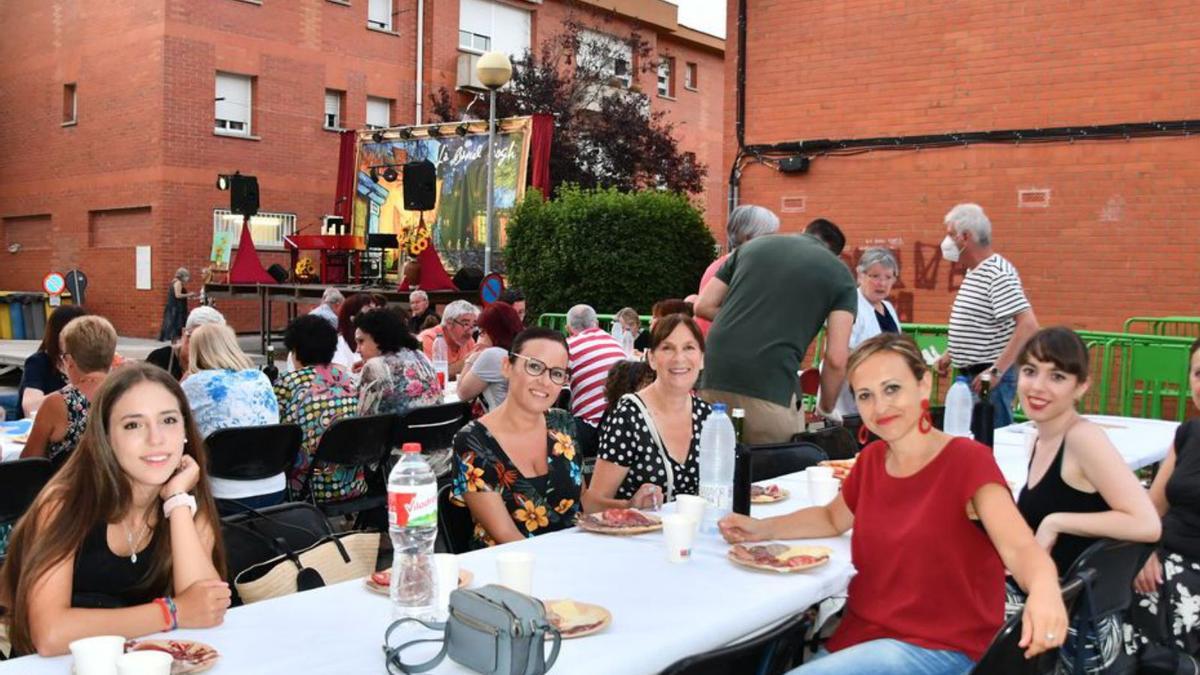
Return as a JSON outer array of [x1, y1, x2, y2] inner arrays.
[[509, 352, 570, 386]]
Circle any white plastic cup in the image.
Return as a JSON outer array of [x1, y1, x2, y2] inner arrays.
[[115, 651, 173, 675], [674, 495, 707, 528], [433, 553, 460, 621], [805, 466, 834, 482], [662, 514, 697, 563], [69, 635, 126, 675], [809, 478, 840, 505], [496, 551, 534, 595]]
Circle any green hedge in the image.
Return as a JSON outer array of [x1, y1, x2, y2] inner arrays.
[[505, 186, 716, 316]]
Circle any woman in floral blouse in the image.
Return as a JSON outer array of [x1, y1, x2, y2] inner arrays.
[[355, 308, 446, 471], [275, 315, 361, 503], [452, 328, 584, 549]]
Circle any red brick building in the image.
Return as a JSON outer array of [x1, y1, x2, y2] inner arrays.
[[724, 1, 1200, 330], [0, 0, 723, 337]]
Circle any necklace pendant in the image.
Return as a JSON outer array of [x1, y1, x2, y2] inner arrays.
[[131, 551, 138, 564]]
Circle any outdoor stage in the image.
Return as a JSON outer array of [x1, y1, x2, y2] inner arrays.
[[203, 282, 479, 354]]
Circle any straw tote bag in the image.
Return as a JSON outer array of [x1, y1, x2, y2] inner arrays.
[[231, 510, 379, 604]]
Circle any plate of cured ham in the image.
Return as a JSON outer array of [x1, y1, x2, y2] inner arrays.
[[575, 508, 662, 535], [543, 599, 612, 639], [727, 543, 832, 573], [365, 568, 473, 595], [750, 484, 789, 503], [818, 458, 856, 481], [124, 639, 219, 674]]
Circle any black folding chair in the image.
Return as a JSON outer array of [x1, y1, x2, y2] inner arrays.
[[971, 571, 1092, 675], [660, 610, 812, 675], [437, 482, 475, 555], [298, 413, 397, 522], [220, 501, 333, 606], [0, 457, 53, 561], [393, 401, 472, 457], [1063, 539, 1153, 617], [205, 424, 301, 512], [746, 441, 828, 482]]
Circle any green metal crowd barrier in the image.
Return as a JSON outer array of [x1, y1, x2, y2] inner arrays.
[[1123, 315, 1200, 339], [538, 311, 1196, 423]]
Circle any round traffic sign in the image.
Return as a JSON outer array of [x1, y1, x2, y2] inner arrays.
[[43, 272, 66, 296], [479, 273, 505, 306]]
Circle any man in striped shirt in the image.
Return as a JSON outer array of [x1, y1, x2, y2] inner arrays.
[[565, 304, 628, 425], [936, 203, 1040, 428]]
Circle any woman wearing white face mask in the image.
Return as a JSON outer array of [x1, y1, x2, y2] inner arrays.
[[833, 248, 902, 419]]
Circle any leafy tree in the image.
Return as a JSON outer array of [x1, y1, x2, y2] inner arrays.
[[430, 11, 706, 197], [505, 187, 715, 316]]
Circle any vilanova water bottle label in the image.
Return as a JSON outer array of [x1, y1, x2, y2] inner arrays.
[[699, 484, 732, 510], [389, 485, 438, 528]]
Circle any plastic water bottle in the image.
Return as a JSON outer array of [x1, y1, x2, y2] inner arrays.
[[261, 345, 279, 385], [388, 442, 439, 619], [431, 334, 449, 386], [698, 403, 737, 533], [944, 376, 974, 437]]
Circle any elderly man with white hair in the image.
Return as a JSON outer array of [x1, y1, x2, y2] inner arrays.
[[145, 305, 225, 380], [419, 300, 478, 379], [695, 205, 781, 336], [935, 202, 1039, 428], [565, 304, 627, 425], [309, 287, 344, 328], [407, 290, 438, 334]]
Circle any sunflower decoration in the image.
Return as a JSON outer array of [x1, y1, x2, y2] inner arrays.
[[294, 257, 318, 281]]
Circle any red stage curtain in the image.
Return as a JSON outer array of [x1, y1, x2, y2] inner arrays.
[[228, 219, 275, 284], [530, 113, 553, 197], [333, 130, 357, 221]]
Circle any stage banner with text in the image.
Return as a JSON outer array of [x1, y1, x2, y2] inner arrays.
[[353, 117, 531, 274]]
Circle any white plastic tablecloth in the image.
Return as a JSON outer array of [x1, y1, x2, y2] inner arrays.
[[993, 414, 1177, 492], [0, 471, 853, 674]]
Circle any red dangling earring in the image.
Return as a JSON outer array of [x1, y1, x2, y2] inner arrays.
[[918, 399, 933, 434], [858, 424, 870, 445]]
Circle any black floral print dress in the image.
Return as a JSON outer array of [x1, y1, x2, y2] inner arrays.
[[451, 409, 583, 550]]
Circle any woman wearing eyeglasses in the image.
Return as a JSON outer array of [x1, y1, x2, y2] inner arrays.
[[451, 327, 585, 549], [585, 314, 712, 511], [24, 316, 119, 467]]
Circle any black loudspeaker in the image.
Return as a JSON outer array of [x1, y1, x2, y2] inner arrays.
[[231, 174, 260, 216], [403, 160, 437, 211], [453, 266, 484, 291], [266, 264, 289, 283]]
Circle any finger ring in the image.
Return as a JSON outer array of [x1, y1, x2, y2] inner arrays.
[[1046, 633, 1056, 641]]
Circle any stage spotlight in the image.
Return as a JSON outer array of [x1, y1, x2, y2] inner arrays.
[[399, 128, 414, 139], [216, 174, 232, 190], [455, 123, 469, 137], [428, 125, 443, 138], [382, 166, 398, 182], [372, 131, 386, 143], [369, 167, 379, 182]]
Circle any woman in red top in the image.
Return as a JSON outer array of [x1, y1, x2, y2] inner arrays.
[[720, 332, 1066, 673]]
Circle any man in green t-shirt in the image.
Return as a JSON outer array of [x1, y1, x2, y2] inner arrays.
[[695, 229, 857, 444]]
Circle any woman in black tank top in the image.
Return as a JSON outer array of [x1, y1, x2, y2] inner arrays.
[[1005, 328, 1161, 674], [0, 364, 229, 658]]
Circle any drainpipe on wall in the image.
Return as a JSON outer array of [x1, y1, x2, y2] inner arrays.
[[415, 0, 425, 124], [728, 0, 748, 216]]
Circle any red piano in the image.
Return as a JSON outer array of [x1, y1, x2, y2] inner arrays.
[[283, 234, 365, 284]]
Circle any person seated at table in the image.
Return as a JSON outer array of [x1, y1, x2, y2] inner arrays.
[[23, 315, 119, 466], [602, 359, 655, 418], [451, 328, 584, 549], [406, 290, 438, 335], [585, 315, 712, 511], [633, 299, 692, 353], [609, 307, 642, 348], [1006, 327, 1159, 673], [180, 323, 284, 513], [145, 306, 227, 382], [498, 288, 527, 324], [1128, 337, 1200, 669], [0, 363, 229, 657], [719, 332, 1066, 673], [16, 305, 87, 419], [458, 302, 525, 412], [833, 247, 902, 419], [275, 315, 362, 503], [419, 300, 479, 380]]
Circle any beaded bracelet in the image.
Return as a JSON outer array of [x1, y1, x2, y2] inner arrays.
[[164, 595, 179, 631]]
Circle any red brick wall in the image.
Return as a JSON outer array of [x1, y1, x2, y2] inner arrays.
[[725, 0, 1200, 331]]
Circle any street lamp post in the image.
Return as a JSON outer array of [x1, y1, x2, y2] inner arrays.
[[475, 51, 512, 275]]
